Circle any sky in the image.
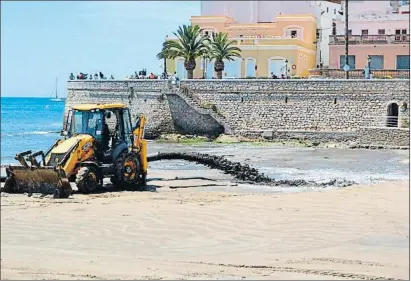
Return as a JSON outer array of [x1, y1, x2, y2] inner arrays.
[[1, 1, 200, 97]]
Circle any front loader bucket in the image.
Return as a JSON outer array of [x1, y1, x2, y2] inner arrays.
[[2, 166, 72, 198]]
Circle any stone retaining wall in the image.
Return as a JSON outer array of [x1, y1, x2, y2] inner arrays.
[[356, 127, 410, 147], [66, 79, 410, 147], [180, 79, 410, 132]]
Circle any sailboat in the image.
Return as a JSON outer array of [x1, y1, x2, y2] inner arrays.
[[50, 77, 63, 102]]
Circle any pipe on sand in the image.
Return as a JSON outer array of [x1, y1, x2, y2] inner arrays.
[[147, 152, 355, 188]]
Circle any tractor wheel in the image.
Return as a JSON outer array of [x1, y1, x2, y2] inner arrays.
[[75, 167, 98, 194], [113, 151, 140, 190], [54, 178, 72, 199]]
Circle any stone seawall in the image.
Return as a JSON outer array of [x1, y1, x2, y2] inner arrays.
[[356, 127, 410, 147], [66, 79, 410, 147], [180, 79, 410, 132], [66, 81, 174, 138]]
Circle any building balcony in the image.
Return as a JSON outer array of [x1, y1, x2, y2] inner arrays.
[[329, 34, 410, 45], [309, 68, 410, 79], [166, 35, 310, 47]]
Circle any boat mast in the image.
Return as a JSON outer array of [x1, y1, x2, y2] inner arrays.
[[55, 77, 58, 98]]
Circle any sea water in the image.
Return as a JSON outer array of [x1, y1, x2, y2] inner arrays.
[[1, 97, 408, 186], [1, 97, 65, 165]]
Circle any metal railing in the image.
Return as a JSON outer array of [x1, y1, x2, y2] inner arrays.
[[385, 116, 400, 128], [309, 68, 410, 79], [329, 34, 410, 45]]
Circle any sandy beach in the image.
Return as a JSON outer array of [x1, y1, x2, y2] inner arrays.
[[1, 172, 409, 280]]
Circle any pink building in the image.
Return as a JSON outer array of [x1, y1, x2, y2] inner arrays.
[[200, 1, 320, 23], [329, 1, 410, 70]]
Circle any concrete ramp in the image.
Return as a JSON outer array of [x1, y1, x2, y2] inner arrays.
[[166, 91, 225, 137]]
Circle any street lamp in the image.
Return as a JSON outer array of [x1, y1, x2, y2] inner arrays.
[[344, 0, 349, 79], [162, 35, 168, 79], [367, 55, 372, 79]]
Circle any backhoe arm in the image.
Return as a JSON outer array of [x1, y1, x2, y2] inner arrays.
[[133, 114, 146, 148], [133, 115, 147, 179]]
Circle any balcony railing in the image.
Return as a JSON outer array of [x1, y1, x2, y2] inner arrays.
[[167, 35, 304, 45], [329, 34, 410, 45], [309, 68, 410, 79]]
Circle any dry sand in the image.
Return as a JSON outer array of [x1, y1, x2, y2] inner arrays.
[[1, 176, 409, 280]]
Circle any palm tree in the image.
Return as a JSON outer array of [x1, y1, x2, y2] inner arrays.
[[209, 32, 242, 79], [156, 25, 209, 79]]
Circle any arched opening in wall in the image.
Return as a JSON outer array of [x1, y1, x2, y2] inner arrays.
[[175, 59, 187, 79], [268, 57, 286, 77], [224, 58, 241, 78], [245, 58, 256, 78], [387, 103, 399, 127]]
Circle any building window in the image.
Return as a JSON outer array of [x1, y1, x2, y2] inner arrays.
[[339, 55, 356, 69], [396, 55, 410, 69], [361, 29, 368, 35], [334, 8, 336, 14], [327, 7, 329, 12], [395, 29, 407, 41], [369, 55, 384, 70], [203, 30, 216, 39], [316, 29, 320, 39], [284, 27, 303, 39], [332, 22, 336, 35], [395, 29, 407, 34], [348, 29, 352, 35], [378, 29, 385, 35]]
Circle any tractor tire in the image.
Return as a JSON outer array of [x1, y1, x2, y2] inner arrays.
[[113, 151, 141, 190], [75, 167, 98, 194]]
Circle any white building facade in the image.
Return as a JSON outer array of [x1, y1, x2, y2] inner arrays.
[[308, 1, 342, 67], [200, 1, 319, 23]]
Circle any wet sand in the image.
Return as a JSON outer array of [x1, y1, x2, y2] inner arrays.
[[1, 143, 409, 280]]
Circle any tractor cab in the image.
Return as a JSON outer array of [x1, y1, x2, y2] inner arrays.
[[63, 103, 134, 163]]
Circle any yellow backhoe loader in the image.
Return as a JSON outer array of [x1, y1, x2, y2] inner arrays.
[[3, 103, 148, 198]]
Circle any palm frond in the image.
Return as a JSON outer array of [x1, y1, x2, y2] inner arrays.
[[209, 32, 242, 62]]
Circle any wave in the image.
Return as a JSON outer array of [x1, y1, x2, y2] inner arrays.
[[2, 131, 59, 137], [24, 131, 59, 135]]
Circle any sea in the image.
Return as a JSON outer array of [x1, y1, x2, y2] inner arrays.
[[1, 97, 65, 165]]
